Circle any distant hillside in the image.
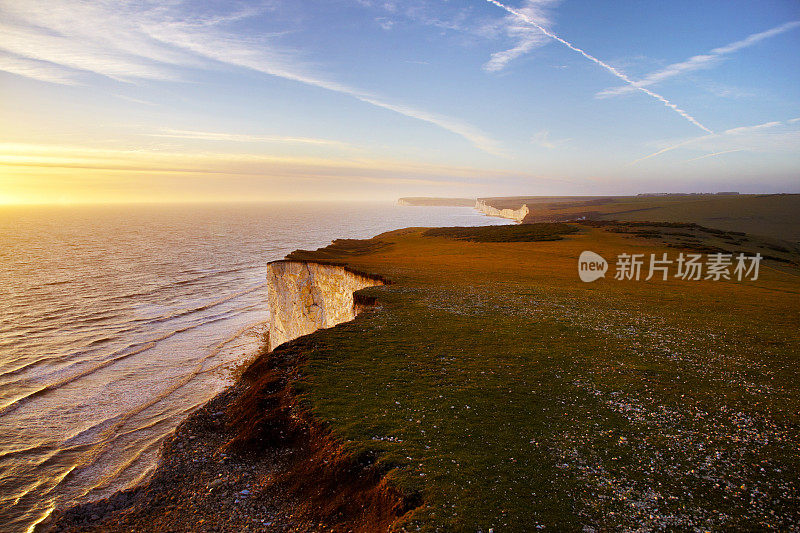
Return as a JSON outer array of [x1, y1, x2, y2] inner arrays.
[[398, 197, 475, 207], [478, 194, 800, 242], [478, 196, 613, 210]]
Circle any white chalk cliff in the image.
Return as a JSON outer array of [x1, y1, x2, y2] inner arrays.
[[266, 261, 383, 351], [475, 199, 529, 222]]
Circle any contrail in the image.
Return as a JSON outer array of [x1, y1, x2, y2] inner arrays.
[[626, 135, 714, 166], [598, 20, 800, 98], [686, 149, 742, 162], [483, 0, 713, 134], [628, 117, 795, 165]]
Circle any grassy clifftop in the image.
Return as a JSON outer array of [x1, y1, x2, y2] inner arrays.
[[52, 223, 800, 532], [239, 223, 800, 530]]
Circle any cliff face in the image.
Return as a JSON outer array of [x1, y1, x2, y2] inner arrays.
[[475, 199, 529, 222], [266, 261, 383, 351]]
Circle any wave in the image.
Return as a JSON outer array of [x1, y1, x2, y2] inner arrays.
[[41, 278, 75, 287], [0, 323, 205, 416], [0, 309, 264, 412], [0, 286, 265, 401], [0, 320, 264, 525], [145, 282, 265, 325], [96, 266, 260, 306], [0, 356, 55, 380]]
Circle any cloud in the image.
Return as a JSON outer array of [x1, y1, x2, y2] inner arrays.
[[700, 83, 755, 99], [376, 17, 395, 30], [0, 142, 538, 191], [483, 0, 713, 133], [354, 0, 555, 73], [354, 96, 504, 155], [530, 129, 568, 149], [397, 3, 471, 33], [115, 95, 157, 106], [0, 50, 79, 85], [598, 20, 800, 98], [482, 0, 555, 72], [147, 129, 354, 148], [0, 1, 196, 82], [0, 0, 501, 154]]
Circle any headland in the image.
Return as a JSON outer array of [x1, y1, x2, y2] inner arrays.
[[48, 219, 800, 531]]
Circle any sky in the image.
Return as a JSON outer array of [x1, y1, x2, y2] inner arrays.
[[0, 0, 799, 204]]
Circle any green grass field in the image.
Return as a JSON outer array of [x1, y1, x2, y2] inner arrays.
[[234, 222, 800, 531]]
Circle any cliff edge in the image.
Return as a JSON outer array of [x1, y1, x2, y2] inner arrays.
[[266, 261, 384, 351], [47, 224, 800, 532]]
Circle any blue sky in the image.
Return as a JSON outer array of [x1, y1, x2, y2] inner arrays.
[[1, 0, 798, 203]]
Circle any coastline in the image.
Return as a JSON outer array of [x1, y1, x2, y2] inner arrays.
[[45, 221, 800, 531], [46, 333, 414, 532], [3, 202, 512, 533], [44, 265, 410, 532]]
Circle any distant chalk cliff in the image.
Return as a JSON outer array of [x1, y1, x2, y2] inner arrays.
[[475, 199, 529, 222]]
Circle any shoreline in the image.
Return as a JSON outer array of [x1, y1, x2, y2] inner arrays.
[[34, 205, 500, 531], [45, 319, 414, 533], [44, 265, 409, 532], [43, 220, 800, 531]]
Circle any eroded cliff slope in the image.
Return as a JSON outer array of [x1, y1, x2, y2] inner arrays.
[[266, 261, 383, 351]]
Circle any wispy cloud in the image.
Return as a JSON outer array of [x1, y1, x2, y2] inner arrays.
[[0, 50, 79, 85], [375, 17, 395, 30], [483, 0, 713, 133], [0, 0, 501, 154], [147, 129, 353, 148], [115, 95, 157, 106], [355, 0, 553, 73], [0, 142, 531, 186], [531, 129, 569, 149], [354, 96, 504, 155], [482, 0, 555, 72], [700, 82, 755, 99], [0, 1, 195, 82], [598, 21, 800, 98]]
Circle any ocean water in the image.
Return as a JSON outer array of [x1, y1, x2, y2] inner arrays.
[[0, 202, 510, 532]]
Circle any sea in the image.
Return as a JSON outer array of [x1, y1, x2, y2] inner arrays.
[[0, 202, 510, 532]]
